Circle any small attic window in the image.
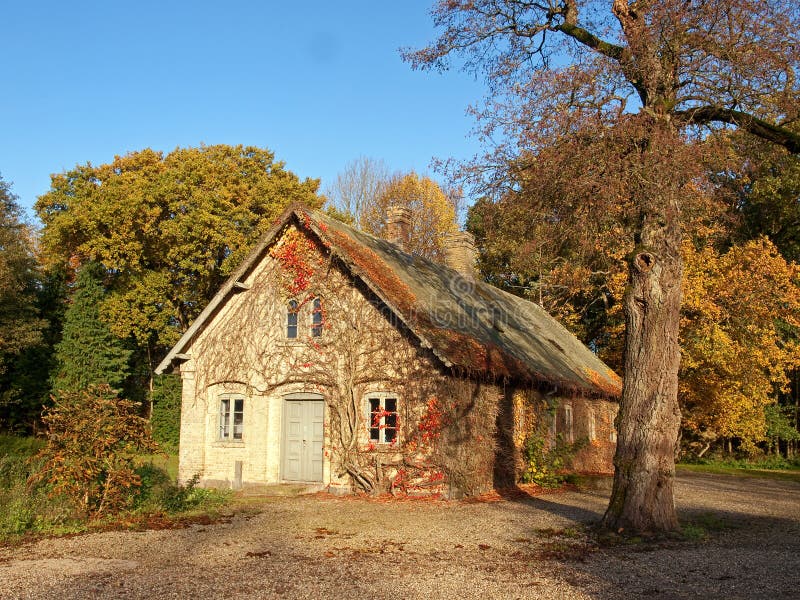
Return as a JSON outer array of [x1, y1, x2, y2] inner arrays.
[[287, 300, 299, 339]]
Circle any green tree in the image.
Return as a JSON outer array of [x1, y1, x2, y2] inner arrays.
[[0, 174, 46, 431], [0, 267, 68, 432], [408, 0, 800, 533], [150, 374, 182, 448], [51, 262, 132, 394], [36, 144, 322, 378], [0, 175, 43, 374]]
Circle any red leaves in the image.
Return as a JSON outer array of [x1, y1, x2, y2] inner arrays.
[[417, 397, 445, 445], [269, 228, 316, 295]]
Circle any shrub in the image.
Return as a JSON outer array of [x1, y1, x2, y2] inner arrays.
[[29, 384, 159, 518], [133, 467, 227, 514], [521, 432, 588, 487]]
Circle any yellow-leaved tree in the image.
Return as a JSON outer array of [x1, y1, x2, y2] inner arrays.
[[36, 144, 322, 380], [361, 172, 459, 262], [680, 237, 800, 454]]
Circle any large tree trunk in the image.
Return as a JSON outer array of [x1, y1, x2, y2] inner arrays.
[[602, 121, 684, 534]]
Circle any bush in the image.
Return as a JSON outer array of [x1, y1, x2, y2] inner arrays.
[[30, 384, 159, 518], [133, 466, 227, 514], [521, 432, 588, 487]]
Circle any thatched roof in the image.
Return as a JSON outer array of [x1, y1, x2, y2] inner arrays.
[[156, 205, 622, 398]]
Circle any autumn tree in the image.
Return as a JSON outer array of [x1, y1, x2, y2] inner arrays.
[[36, 145, 322, 380], [362, 171, 459, 262], [407, 0, 800, 533], [680, 238, 800, 455], [467, 144, 800, 458]]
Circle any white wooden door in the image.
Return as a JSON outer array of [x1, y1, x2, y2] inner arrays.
[[282, 400, 324, 482]]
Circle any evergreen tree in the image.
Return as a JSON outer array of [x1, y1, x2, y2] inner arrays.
[[52, 263, 131, 394]]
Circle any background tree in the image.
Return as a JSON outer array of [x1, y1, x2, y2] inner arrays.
[[323, 156, 391, 228], [0, 267, 67, 433], [51, 262, 132, 395], [680, 238, 800, 455], [0, 175, 47, 432], [362, 171, 459, 262], [407, 0, 800, 533], [0, 175, 43, 374], [36, 144, 322, 382]]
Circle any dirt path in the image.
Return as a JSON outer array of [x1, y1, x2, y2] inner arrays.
[[1, 472, 798, 599]]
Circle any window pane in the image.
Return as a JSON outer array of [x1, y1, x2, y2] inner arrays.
[[233, 399, 244, 440], [311, 297, 323, 337], [384, 398, 397, 443], [220, 399, 230, 439], [287, 301, 298, 338], [369, 398, 380, 441]]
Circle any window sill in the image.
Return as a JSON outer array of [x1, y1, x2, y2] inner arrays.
[[367, 442, 401, 450], [212, 440, 245, 448], [276, 340, 308, 348]]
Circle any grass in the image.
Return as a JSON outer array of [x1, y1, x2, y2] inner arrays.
[[677, 462, 800, 483], [137, 450, 179, 481]]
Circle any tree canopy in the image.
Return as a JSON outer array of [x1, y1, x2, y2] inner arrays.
[[36, 144, 322, 369]]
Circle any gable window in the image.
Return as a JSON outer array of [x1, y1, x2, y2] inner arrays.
[[311, 296, 323, 337], [368, 394, 398, 444], [287, 300, 299, 339], [219, 396, 244, 440]]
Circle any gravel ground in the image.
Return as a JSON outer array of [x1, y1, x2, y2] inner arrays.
[[1, 471, 798, 599]]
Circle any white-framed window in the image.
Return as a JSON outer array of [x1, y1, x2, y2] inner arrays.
[[287, 300, 299, 339], [563, 404, 574, 443], [219, 396, 244, 440], [367, 394, 398, 444], [311, 296, 323, 337], [588, 408, 596, 441]]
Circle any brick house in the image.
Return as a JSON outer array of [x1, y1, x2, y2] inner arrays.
[[156, 204, 621, 495]]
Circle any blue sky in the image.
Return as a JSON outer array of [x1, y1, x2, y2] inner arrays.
[[1, 1, 486, 220]]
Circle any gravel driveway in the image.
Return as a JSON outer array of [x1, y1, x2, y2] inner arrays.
[[1, 471, 798, 599]]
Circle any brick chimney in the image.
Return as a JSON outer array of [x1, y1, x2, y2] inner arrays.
[[386, 205, 412, 251], [443, 231, 477, 276]]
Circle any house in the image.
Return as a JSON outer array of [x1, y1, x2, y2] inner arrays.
[[156, 204, 621, 495]]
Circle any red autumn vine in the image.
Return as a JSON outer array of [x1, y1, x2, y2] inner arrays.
[[269, 228, 316, 296]]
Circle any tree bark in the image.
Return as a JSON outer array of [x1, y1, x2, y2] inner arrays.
[[602, 123, 683, 534]]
